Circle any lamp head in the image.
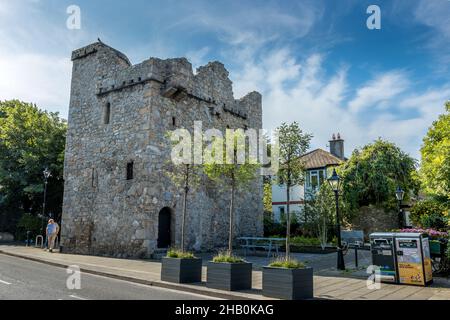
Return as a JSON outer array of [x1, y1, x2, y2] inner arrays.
[[43, 168, 51, 179], [395, 186, 405, 201], [327, 168, 341, 192]]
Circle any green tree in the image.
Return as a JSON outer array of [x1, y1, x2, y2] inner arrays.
[[420, 101, 450, 200], [203, 131, 260, 255], [0, 100, 66, 236], [275, 122, 312, 258], [410, 199, 449, 231], [304, 184, 336, 249], [166, 162, 201, 252], [263, 179, 273, 213], [339, 139, 418, 217]]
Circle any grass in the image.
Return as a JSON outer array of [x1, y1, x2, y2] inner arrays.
[[212, 251, 245, 263], [166, 248, 196, 259], [268, 257, 306, 269]]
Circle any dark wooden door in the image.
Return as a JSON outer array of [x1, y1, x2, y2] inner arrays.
[[157, 208, 171, 248]]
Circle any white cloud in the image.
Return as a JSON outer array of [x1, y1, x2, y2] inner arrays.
[[0, 1, 90, 117], [413, 0, 450, 68], [348, 71, 409, 113], [0, 53, 72, 114], [231, 47, 448, 160], [168, 1, 322, 49], [186, 47, 210, 71]]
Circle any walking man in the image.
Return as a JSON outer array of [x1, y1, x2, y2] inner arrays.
[[46, 219, 59, 253]]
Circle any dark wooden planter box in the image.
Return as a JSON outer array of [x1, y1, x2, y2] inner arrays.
[[263, 267, 314, 300], [161, 257, 202, 284], [206, 262, 252, 291]]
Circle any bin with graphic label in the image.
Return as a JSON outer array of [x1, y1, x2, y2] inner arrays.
[[395, 233, 433, 286], [369, 233, 398, 283]]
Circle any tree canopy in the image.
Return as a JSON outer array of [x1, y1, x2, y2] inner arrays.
[[0, 100, 67, 236], [420, 101, 450, 201], [276, 122, 312, 188], [339, 138, 418, 215]]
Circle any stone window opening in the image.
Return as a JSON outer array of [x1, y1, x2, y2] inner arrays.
[[103, 103, 111, 125], [126, 161, 134, 180], [91, 168, 96, 188], [172, 117, 176, 127]]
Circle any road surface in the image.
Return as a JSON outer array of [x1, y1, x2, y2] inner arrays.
[[0, 254, 212, 300]]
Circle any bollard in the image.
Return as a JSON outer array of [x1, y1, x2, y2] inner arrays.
[[355, 246, 358, 268], [35, 235, 44, 248], [26, 231, 31, 247]]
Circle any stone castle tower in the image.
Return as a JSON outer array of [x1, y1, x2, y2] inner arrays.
[[61, 41, 263, 258]]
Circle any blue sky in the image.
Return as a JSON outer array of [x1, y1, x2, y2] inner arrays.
[[1, 0, 449, 160]]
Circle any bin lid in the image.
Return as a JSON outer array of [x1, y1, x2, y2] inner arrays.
[[394, 232, 424, 238], [369, 232, 396, 238]]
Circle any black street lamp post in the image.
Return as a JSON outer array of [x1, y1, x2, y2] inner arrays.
[[328, 169, 345, 271], [41, 168, 51, 236], [395, 186, 405, 229]]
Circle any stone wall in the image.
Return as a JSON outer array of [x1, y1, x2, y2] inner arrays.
[[348, 205, 398, 238], [61, 41, 264, 258]]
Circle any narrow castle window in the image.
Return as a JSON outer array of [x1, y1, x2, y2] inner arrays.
[[172, 117, 176, 127], [104, 103, 111, 124], [127, 162, 134, 180], [91, 168, 96, 188]]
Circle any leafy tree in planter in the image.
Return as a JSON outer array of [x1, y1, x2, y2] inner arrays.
[[203, 130, 260, 255], [421, 102, 450, 201], [166, 163, 201, 252], [275, 122, 312, 259], [166, 131, 202, 252]]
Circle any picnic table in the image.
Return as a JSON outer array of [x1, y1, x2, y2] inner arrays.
[[237, 237, 286, 258]]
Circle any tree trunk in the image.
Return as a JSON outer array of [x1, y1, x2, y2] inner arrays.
[[181, 164, 189, 252], [286, 183, 291, 260], [229, 180, 235, 255]]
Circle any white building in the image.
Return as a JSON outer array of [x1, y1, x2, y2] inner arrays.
[[272, 134, 346, 223]]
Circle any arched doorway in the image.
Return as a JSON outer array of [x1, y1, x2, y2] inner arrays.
[[157, 207, 172, 248]]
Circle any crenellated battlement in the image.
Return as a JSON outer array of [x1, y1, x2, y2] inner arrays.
[[71, 41, 254, 120]]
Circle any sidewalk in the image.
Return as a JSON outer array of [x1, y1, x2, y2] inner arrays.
[[1, 245, 450, 300]]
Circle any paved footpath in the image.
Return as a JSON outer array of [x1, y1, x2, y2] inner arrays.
[[0, 254, 212, 300], [1, 245, 450, 300]]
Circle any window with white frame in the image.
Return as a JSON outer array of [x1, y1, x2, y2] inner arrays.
[[306, 168, 327, 191]]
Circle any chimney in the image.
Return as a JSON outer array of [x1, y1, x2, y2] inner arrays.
[[329, 133, 345, 160]]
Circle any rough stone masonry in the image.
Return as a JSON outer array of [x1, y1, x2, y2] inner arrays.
[[61, 41, 263, 258]]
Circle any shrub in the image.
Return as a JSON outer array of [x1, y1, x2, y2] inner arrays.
[[212, 251, 245, 263], [264, 219, 285, 237], [290, 236, 321, 246], [419, 213, 448, 231], [268, 257, 306, 269], [410, 199, 449, 231], [16, 213, 42, 240], [166, 248, 196, 259]]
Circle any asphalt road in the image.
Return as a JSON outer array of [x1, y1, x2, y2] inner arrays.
[[0, 254, 212, 300]]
